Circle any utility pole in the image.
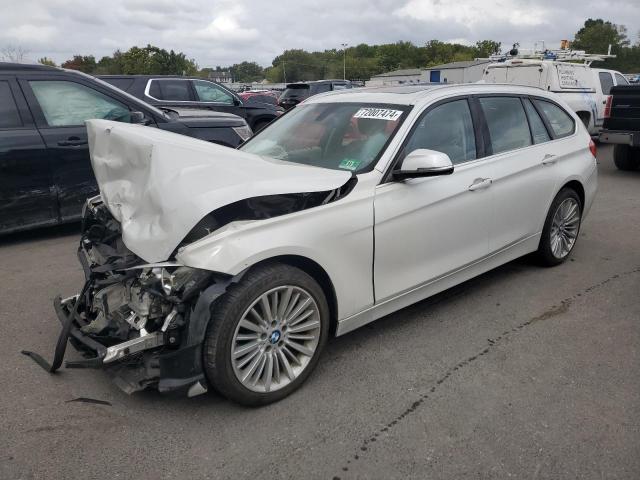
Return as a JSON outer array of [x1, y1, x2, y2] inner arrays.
[[341, 43, 348, 80], [282, 60, 287, 83]]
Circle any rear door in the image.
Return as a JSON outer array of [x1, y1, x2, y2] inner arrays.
[[476, 96, 558, 252], [19, 76, 134, 221], [0, 77, 55, 232]]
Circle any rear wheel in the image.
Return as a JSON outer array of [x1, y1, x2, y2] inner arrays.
[[537, 188, 582, 266], [613, 145, 640, 171], [203, 263, 329, 406]]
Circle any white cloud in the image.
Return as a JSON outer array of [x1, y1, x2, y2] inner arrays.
[[0, 0, 637, 67], [395, 0, 548, 27]]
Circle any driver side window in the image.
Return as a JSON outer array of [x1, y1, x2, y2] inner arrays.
[[29, 80, 130, 127], [402, 99, 476, 165]]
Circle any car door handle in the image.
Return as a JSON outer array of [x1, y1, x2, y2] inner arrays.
[[542, 154, 557, 165], [468, 178, 492, 191], [58, 138, 88, 147]]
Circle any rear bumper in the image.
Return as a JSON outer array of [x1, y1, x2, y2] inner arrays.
[[598, 130, 639, 147]]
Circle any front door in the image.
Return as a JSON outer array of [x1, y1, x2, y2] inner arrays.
[[0, 78, 55, 232], [374, 98, 492, 301], [20, 78, 133, 221]]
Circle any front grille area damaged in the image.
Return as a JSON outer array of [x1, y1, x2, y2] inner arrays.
[[23, 196, 235, 396]]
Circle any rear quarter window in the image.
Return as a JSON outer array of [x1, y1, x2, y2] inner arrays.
[[533, 99, 575, 138], [0, 81, 22, 128]]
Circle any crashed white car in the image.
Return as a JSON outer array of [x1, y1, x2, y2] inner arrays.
[[32, 84, 597, 405]]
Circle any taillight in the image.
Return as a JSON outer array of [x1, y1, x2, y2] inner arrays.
[[589, 139, 597, 158], [603, 95, 612, 118]]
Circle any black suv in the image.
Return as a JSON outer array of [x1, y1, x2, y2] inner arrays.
[[99, 75, 283, 131], [278, 80, 352, 110], [0, 63, 252, 235]]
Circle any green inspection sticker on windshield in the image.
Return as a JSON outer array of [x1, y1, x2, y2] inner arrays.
[[339, 158, 361, 171]]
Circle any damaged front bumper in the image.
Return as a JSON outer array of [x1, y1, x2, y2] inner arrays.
[[26, 196, 235, 398]]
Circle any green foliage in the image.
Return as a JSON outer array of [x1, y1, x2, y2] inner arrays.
[[229, 61, 264, 82], [38, 57, 56, 67], [572, 19, 639, 72], [61, 55, 96, 73], [61, 45, 198, 75]]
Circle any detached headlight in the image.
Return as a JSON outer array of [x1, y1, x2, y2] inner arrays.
[[232, 124, 253, 141]]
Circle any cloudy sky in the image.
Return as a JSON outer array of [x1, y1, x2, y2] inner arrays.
[[0, 0, 638, 67]]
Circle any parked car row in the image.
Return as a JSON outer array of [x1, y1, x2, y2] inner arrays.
[[0, 63, 252, 234], [99, 75, 284, 132]]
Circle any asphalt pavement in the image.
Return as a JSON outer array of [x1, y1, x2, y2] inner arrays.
[[0, 145, 638, 480]]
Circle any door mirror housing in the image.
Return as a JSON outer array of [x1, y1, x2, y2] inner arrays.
[[393, 149, 454, 180], [129, 111, 147, 124]]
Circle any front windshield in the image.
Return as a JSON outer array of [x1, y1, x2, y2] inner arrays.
[[240, 103, 408, 173]]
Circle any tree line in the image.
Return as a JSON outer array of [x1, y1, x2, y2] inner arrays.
[[2, 19, 638, 83]]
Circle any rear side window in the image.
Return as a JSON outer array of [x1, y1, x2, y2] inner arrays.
[[404, 99, 476, 165], [533, 100, 575, 138], [0, 81, 22, 128], [479, 97, 531, 154], [523, 99, 550, 144], [598, 72, 614, 95], [614, 73, 628, 86], [149, 80, 192, 101]]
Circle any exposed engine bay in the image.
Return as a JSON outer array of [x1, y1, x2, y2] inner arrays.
[[25, 175, 355, 396]]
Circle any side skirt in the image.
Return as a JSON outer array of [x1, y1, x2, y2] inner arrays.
[[336, 234, 541, 336]]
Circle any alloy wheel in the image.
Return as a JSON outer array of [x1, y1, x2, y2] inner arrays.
[[550, 198, 581, 259], [231, 286, 321, 393]]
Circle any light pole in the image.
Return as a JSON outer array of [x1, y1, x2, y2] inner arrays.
[[341, 43, 348, 80]]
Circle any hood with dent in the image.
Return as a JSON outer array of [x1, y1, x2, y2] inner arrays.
[[87, 119, 351, 263]]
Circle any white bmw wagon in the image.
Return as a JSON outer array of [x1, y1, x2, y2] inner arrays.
[[32, 84, 597, 405]]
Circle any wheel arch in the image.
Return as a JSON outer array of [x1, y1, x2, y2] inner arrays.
[[561, 179, 585, 209], [248, 255, 339, 336]]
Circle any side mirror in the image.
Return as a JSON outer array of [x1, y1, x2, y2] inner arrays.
[[393, 149, 454, 180], [233, 97, 243, 106], [129, 111, 146, 124]]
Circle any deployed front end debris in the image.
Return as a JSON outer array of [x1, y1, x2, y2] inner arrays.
[[23, 196, 234, 396]]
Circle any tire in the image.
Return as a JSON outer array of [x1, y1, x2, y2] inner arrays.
[[536, 188, 582, 266], [613, 145, 640, 171], [203, 262, 329, 406]]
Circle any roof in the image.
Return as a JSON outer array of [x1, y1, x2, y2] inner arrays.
[[306, 83, 550, 106], [0, 62, 58, 72], [371, 68, 423, 78], [425, 60, 491, 70]]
